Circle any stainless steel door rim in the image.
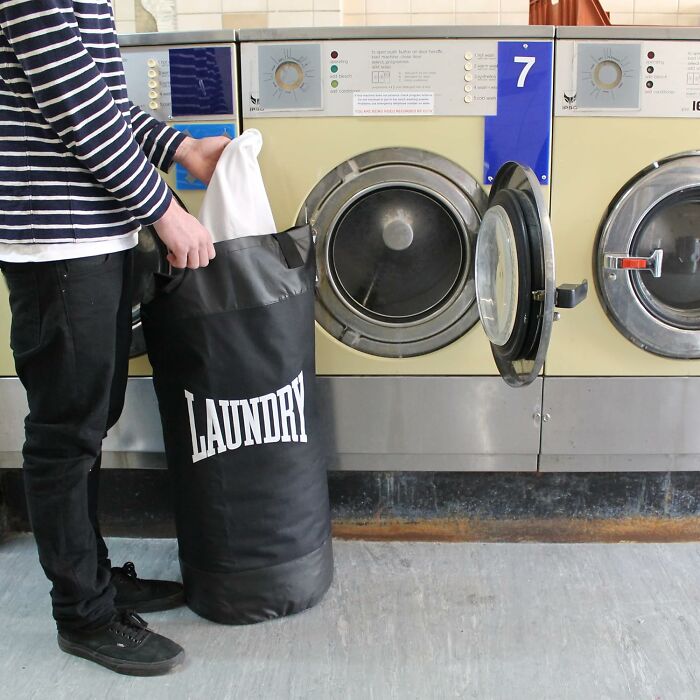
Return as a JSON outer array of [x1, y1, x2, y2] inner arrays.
[[597, 151, 700, 358], [299, 147, 487, 358]]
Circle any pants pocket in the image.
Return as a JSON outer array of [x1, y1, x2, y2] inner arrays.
[[64, 252, 122, 276], [2, 268, 41, 357]]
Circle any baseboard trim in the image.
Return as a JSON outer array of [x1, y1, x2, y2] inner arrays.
[[2, 469, 700, 543]]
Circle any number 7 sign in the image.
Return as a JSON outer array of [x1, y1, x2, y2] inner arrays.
[[514, 55, 537, 88], [483, 41, 554, 184]]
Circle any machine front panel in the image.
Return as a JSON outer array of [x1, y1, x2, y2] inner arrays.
[[243, 37, 553, 185], [541, 377, 700, 471], [122, 44, 237, 123], [549, 118, 700, 375], [241, 39, 504, 118], [250, 116, 496, 375], [0, 374, 544, 471], [550, 35, 700, 374], [555, 39, 700, 117]]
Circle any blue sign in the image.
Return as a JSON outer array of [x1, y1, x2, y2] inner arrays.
[[174, 123, 237, 190], [483, 41, 553, 184]]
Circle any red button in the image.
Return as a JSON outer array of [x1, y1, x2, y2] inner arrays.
[[331, 50, 338, 59]]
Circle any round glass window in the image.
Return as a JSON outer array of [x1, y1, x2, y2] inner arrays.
[[329, 186, 467, 323], [631, 190, 700, 330], [475, 204, 519, 346]]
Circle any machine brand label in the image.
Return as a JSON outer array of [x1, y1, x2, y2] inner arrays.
[[185, 371, 308, 464], [562, 91, 577, 110]]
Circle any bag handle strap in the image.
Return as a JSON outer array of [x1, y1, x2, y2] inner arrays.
[[153, 269, 186, 295], [273, 230, 304, 269]]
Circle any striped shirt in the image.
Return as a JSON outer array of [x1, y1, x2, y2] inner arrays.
[[0, 0, 185, 259]]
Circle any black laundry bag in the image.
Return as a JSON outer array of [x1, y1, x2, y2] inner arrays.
[[141, 224, 333, 624]]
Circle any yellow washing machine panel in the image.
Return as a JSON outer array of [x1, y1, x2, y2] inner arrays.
[[255, 116, 496, 375], [549, 118, 700, 375], [550, 32, 700, 375]]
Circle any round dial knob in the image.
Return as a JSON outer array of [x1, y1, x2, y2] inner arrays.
[[592, 59, 623, 91], [274, 60, 305, 92]]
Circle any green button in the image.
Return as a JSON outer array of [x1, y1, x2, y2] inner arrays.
[[330, 64, 338, 73], [331, 79, 339, 88]]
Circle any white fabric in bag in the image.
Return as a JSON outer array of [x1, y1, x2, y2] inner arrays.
[[197, 129, 277, 242]]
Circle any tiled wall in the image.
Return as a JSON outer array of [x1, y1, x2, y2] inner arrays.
[[115, 0, 528, 33], [605, 0, 700, 26], [113, 0, 700, 34]]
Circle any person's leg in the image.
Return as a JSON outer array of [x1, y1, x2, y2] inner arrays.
[[87, 249, 133, 574], [3, 251, 129, 631], [87, 454, 109, 571], [79, 250, 185, 614]]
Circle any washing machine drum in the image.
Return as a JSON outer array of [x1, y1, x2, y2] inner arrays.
[[130, 225, 169, 358], [331, 186, 465, 322], [301, 148, 487, 358], [597, 153, 700, 358]]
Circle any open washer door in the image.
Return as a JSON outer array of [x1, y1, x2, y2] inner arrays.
[[475, 162, 587, 387]]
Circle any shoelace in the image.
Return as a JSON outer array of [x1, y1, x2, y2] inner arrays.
[[107, 610, 150, 645], [117, 562, 138, 579]]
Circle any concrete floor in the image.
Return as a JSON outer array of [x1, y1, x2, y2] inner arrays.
[[1, 535, 700, 699]]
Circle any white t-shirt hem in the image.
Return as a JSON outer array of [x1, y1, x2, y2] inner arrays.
[[0, 232, 140, 263]]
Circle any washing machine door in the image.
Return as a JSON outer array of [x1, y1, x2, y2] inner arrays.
[[597, 152, 700, 358], [130, 224, 170, 358], [475, 162, 587, 387], [301, 148, 488, 358]]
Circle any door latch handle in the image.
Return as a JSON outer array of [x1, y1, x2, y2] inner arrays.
[[604, 249, 663, 278], [554, 280, 588, 309]]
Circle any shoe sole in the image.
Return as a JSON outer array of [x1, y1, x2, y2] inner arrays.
[[57, 635, 185, 677], [114, 591, 186, 614]]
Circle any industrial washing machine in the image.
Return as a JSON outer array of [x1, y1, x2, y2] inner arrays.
[[0, 30, 240, 468], [546, 26, 700, 471], [239, 26, 586, 471]]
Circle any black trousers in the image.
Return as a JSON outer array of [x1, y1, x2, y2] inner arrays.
[[2, 250, 132, 630]]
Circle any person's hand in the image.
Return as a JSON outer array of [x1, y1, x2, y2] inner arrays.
[[153, 197, 215, 269], [173, 135, 230, 185]]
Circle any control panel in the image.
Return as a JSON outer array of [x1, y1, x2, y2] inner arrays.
[[122, 44, 237, 122], [556, 39, 700, 117], [241, 39, 526, 117]]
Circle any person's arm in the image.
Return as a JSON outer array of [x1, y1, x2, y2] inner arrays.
[[0, 0, 170, 226], [127, 103, 230, 185], [1, 0, 215, 267], [127, 102, 187, 172]]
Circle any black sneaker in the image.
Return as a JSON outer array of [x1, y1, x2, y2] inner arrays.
[[112, 562, 185, 613], [57, 611, 185, 676]]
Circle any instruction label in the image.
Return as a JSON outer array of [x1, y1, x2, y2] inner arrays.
[[353, 91, 435, 116]]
